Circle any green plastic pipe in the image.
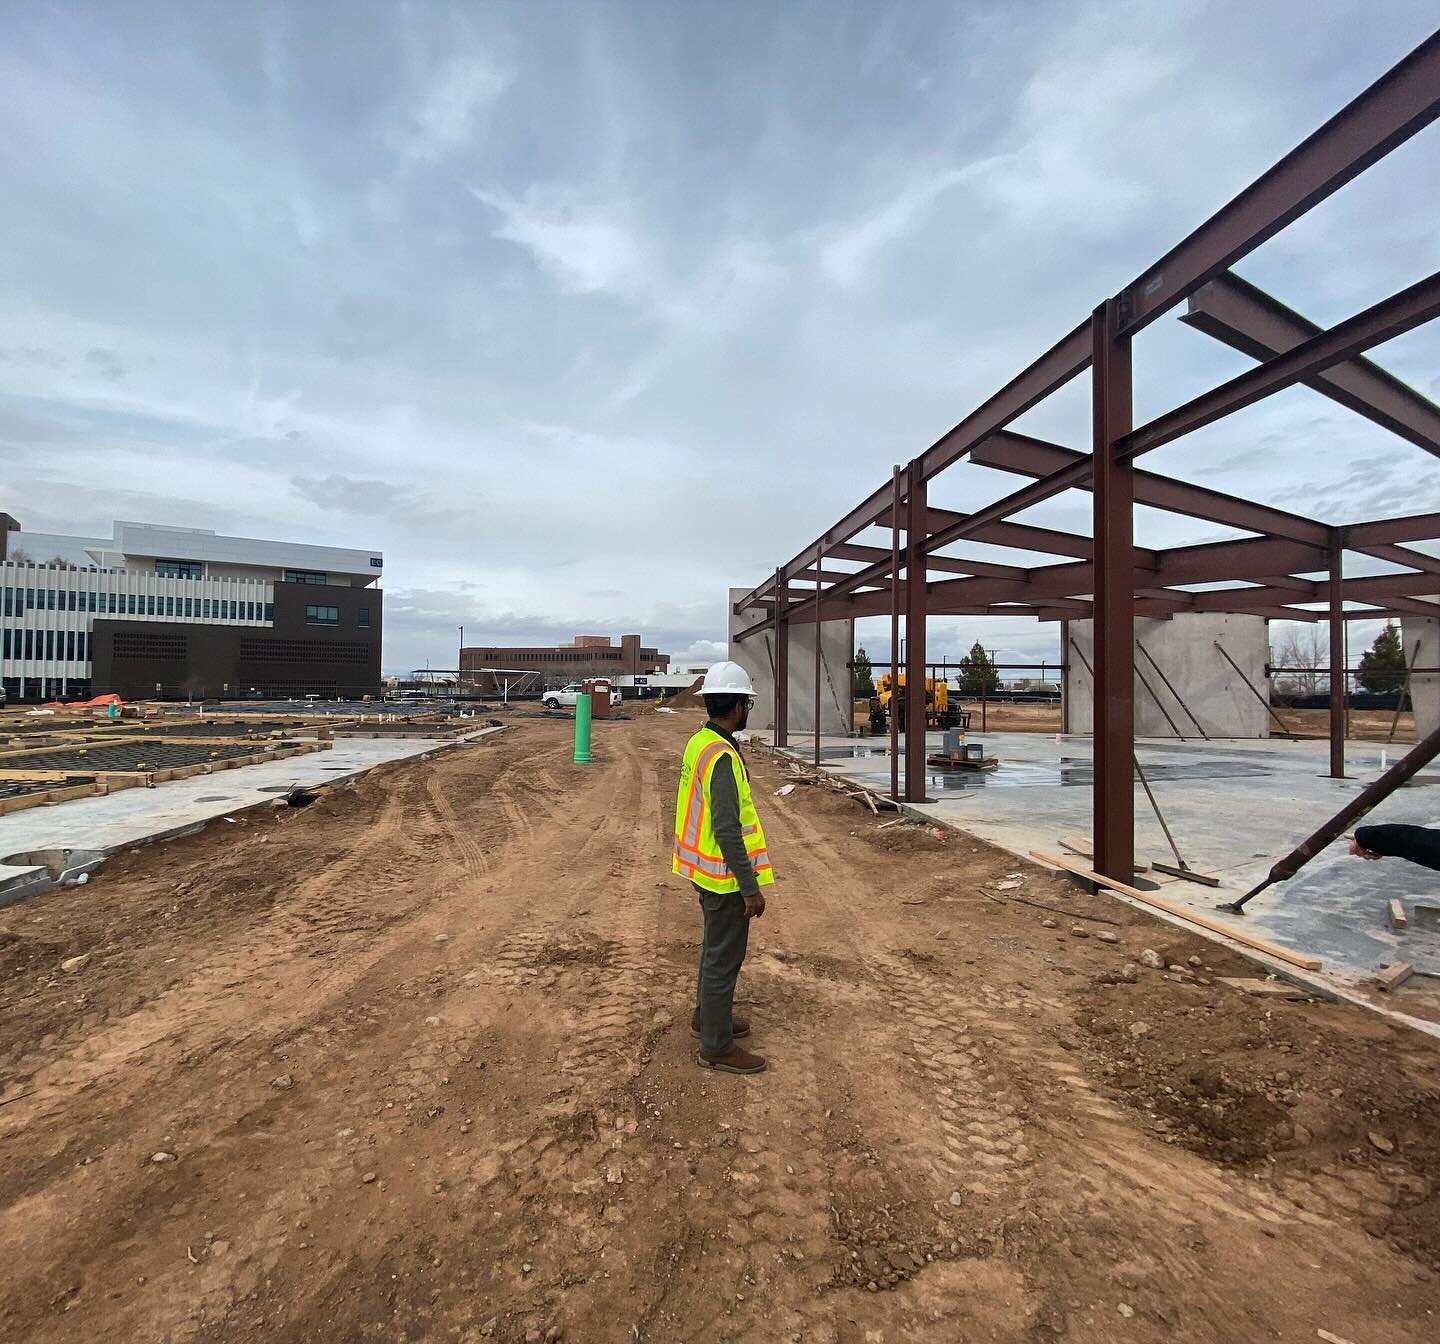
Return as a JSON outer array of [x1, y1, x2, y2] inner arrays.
[[573, 691, 592, 764]]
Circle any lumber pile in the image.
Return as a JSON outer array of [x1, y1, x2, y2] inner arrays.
[[778, 760, 897, 815]]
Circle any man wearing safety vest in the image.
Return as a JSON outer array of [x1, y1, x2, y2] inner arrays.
[[672, 661, 774, 1075]]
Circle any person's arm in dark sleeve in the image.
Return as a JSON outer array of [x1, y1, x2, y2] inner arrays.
[[1353, 823, 1440, 872], [709, 755, 761, 896]]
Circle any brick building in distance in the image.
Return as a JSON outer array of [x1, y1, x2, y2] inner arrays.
[[460, 634, 669, 688]]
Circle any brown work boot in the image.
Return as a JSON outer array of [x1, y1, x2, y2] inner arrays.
[[696, 1044, 767, 1075], [690, 1014, 751, 1039]]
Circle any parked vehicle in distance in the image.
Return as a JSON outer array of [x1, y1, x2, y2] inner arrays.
[[543, 683, 622, 709]]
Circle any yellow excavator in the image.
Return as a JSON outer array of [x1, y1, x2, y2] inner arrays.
[[870, 673, 968, 733]]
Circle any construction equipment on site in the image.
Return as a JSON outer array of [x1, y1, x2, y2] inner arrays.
[[1220, 716, 1440, 913], [871, 674, 970, 734]]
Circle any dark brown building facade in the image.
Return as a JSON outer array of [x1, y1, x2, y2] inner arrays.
[[460, 633, 669, 685], [91, 581, 382, 700]]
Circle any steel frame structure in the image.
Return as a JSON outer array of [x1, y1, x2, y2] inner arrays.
[[733, 31, 1440, 881]]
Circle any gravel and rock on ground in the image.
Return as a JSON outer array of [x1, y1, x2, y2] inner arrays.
[[1, 712, 1437, 1342]]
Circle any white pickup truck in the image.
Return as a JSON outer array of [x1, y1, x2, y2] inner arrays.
[[542, 683, 622, 710]]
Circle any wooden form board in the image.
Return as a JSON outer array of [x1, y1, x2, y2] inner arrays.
[[1388, 899, 1409, 931], [1029, 850, 1323, 972], [1059, 833, 1149, 873], [1376, 962, 1415, 992]]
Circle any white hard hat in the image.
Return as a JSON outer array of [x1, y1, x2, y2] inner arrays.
[[700, 661, 755, 696]]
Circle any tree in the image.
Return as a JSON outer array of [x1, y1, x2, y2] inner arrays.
[[1358, 622, 1407, 694], [957, 640, 1000, 695], [852, 646, 875, 699], [1270, 625, 1326, 695], [7, 546, 32, 564]]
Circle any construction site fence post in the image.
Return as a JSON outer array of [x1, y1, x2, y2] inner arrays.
[[573, 693, 592, 764]]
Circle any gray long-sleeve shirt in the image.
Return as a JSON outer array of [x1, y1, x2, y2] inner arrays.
[[703, 723, 761, 897]]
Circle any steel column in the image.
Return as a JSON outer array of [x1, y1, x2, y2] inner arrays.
[[773, 566, 789, 749], [889, 466, 901, 802], [904, 462, 928, 802], [813, 539, 824, 767], [1059, 620, 1070, 735], [1329, 536, 1346, 778], [1091, 298, 1136, 882]]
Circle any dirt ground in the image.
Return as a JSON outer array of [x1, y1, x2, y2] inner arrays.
[[2, 714, 1439, 1343]]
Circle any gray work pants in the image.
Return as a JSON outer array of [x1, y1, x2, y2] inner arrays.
[[693, 885, 749, 1057]]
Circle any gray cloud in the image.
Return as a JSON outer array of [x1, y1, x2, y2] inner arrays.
[[0, 0, 1436, 673]]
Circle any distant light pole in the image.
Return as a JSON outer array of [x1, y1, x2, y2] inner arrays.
[[458, 625, 464, 700]]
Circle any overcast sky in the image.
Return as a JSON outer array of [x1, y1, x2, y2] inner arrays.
[[2, 1, 1437, 675]]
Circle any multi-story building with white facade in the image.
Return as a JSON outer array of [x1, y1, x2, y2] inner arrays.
[[1, 512, 383, 702]]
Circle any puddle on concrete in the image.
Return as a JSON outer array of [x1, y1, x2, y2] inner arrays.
[[194, 795, 233, 802], [819, 745, 890, 759], [851, 758, 1274, 791]]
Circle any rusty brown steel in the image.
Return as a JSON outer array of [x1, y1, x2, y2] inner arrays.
[[1182, 271, 1440, 457], [904, 462, 929, 802], [1120, 272, 1440, 460], [1092, 298, 1136, 882], [1118, 31, 1440, 335]]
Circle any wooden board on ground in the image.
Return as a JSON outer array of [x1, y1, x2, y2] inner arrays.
[[1376, 962, 1415, 992], [1058, 833, 1149, 873], [1216, 977, 1315, 1000], [1028, 849, 1324, 973], [1388, 898, 1408, 931]]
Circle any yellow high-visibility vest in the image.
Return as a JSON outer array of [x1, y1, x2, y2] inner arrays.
[[672, 727, 775, 893]]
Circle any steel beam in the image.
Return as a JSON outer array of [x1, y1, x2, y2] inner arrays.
[[890, 466, 901, 802], [1346, 513, 1440, 547], [1118, 30, 1440, 334], [774, 566, 789, 749], [1120, 272, 1440, 460], [973, 430, 1330, 545], [1356, 543, 1440, 575], [1092, 298, 1136, 882], [904, 462, 928, 802], [1182, 271, 1440, 457], [1329, 537, 1346, 778]]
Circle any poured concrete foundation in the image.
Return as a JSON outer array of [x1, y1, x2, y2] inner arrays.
[[1065, 613, 1270, 738], [1402, 603, 1439, 739], [727, 587, 852, 736]]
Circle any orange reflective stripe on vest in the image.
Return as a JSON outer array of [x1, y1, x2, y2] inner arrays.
[[671, 727, 775, 894]]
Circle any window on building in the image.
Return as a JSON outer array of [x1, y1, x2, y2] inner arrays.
[[107, 593, 116, 613], [285, 570, 329, 585], [230, 600, 239, 620], [1, 587, 10, 617], [66, 630, 76, 661], [67, 590, 77, 611], [165, 596, 175, 616], [155, 559, 202, 579], [24, 629, 34, 659], [147, 594, 158, 616], [263, 602, 274, 621], [201, 598, 211, 619], [44, 630, 55, 660], [2, 630, 8, 658], [305, 604, 339, 625], [358, 606, 370, 628], [46, 589, 57, 610]]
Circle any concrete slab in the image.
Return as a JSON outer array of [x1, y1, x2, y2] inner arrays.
[[0, 726, 503, 906], [759, 728, 1440, 1027]]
